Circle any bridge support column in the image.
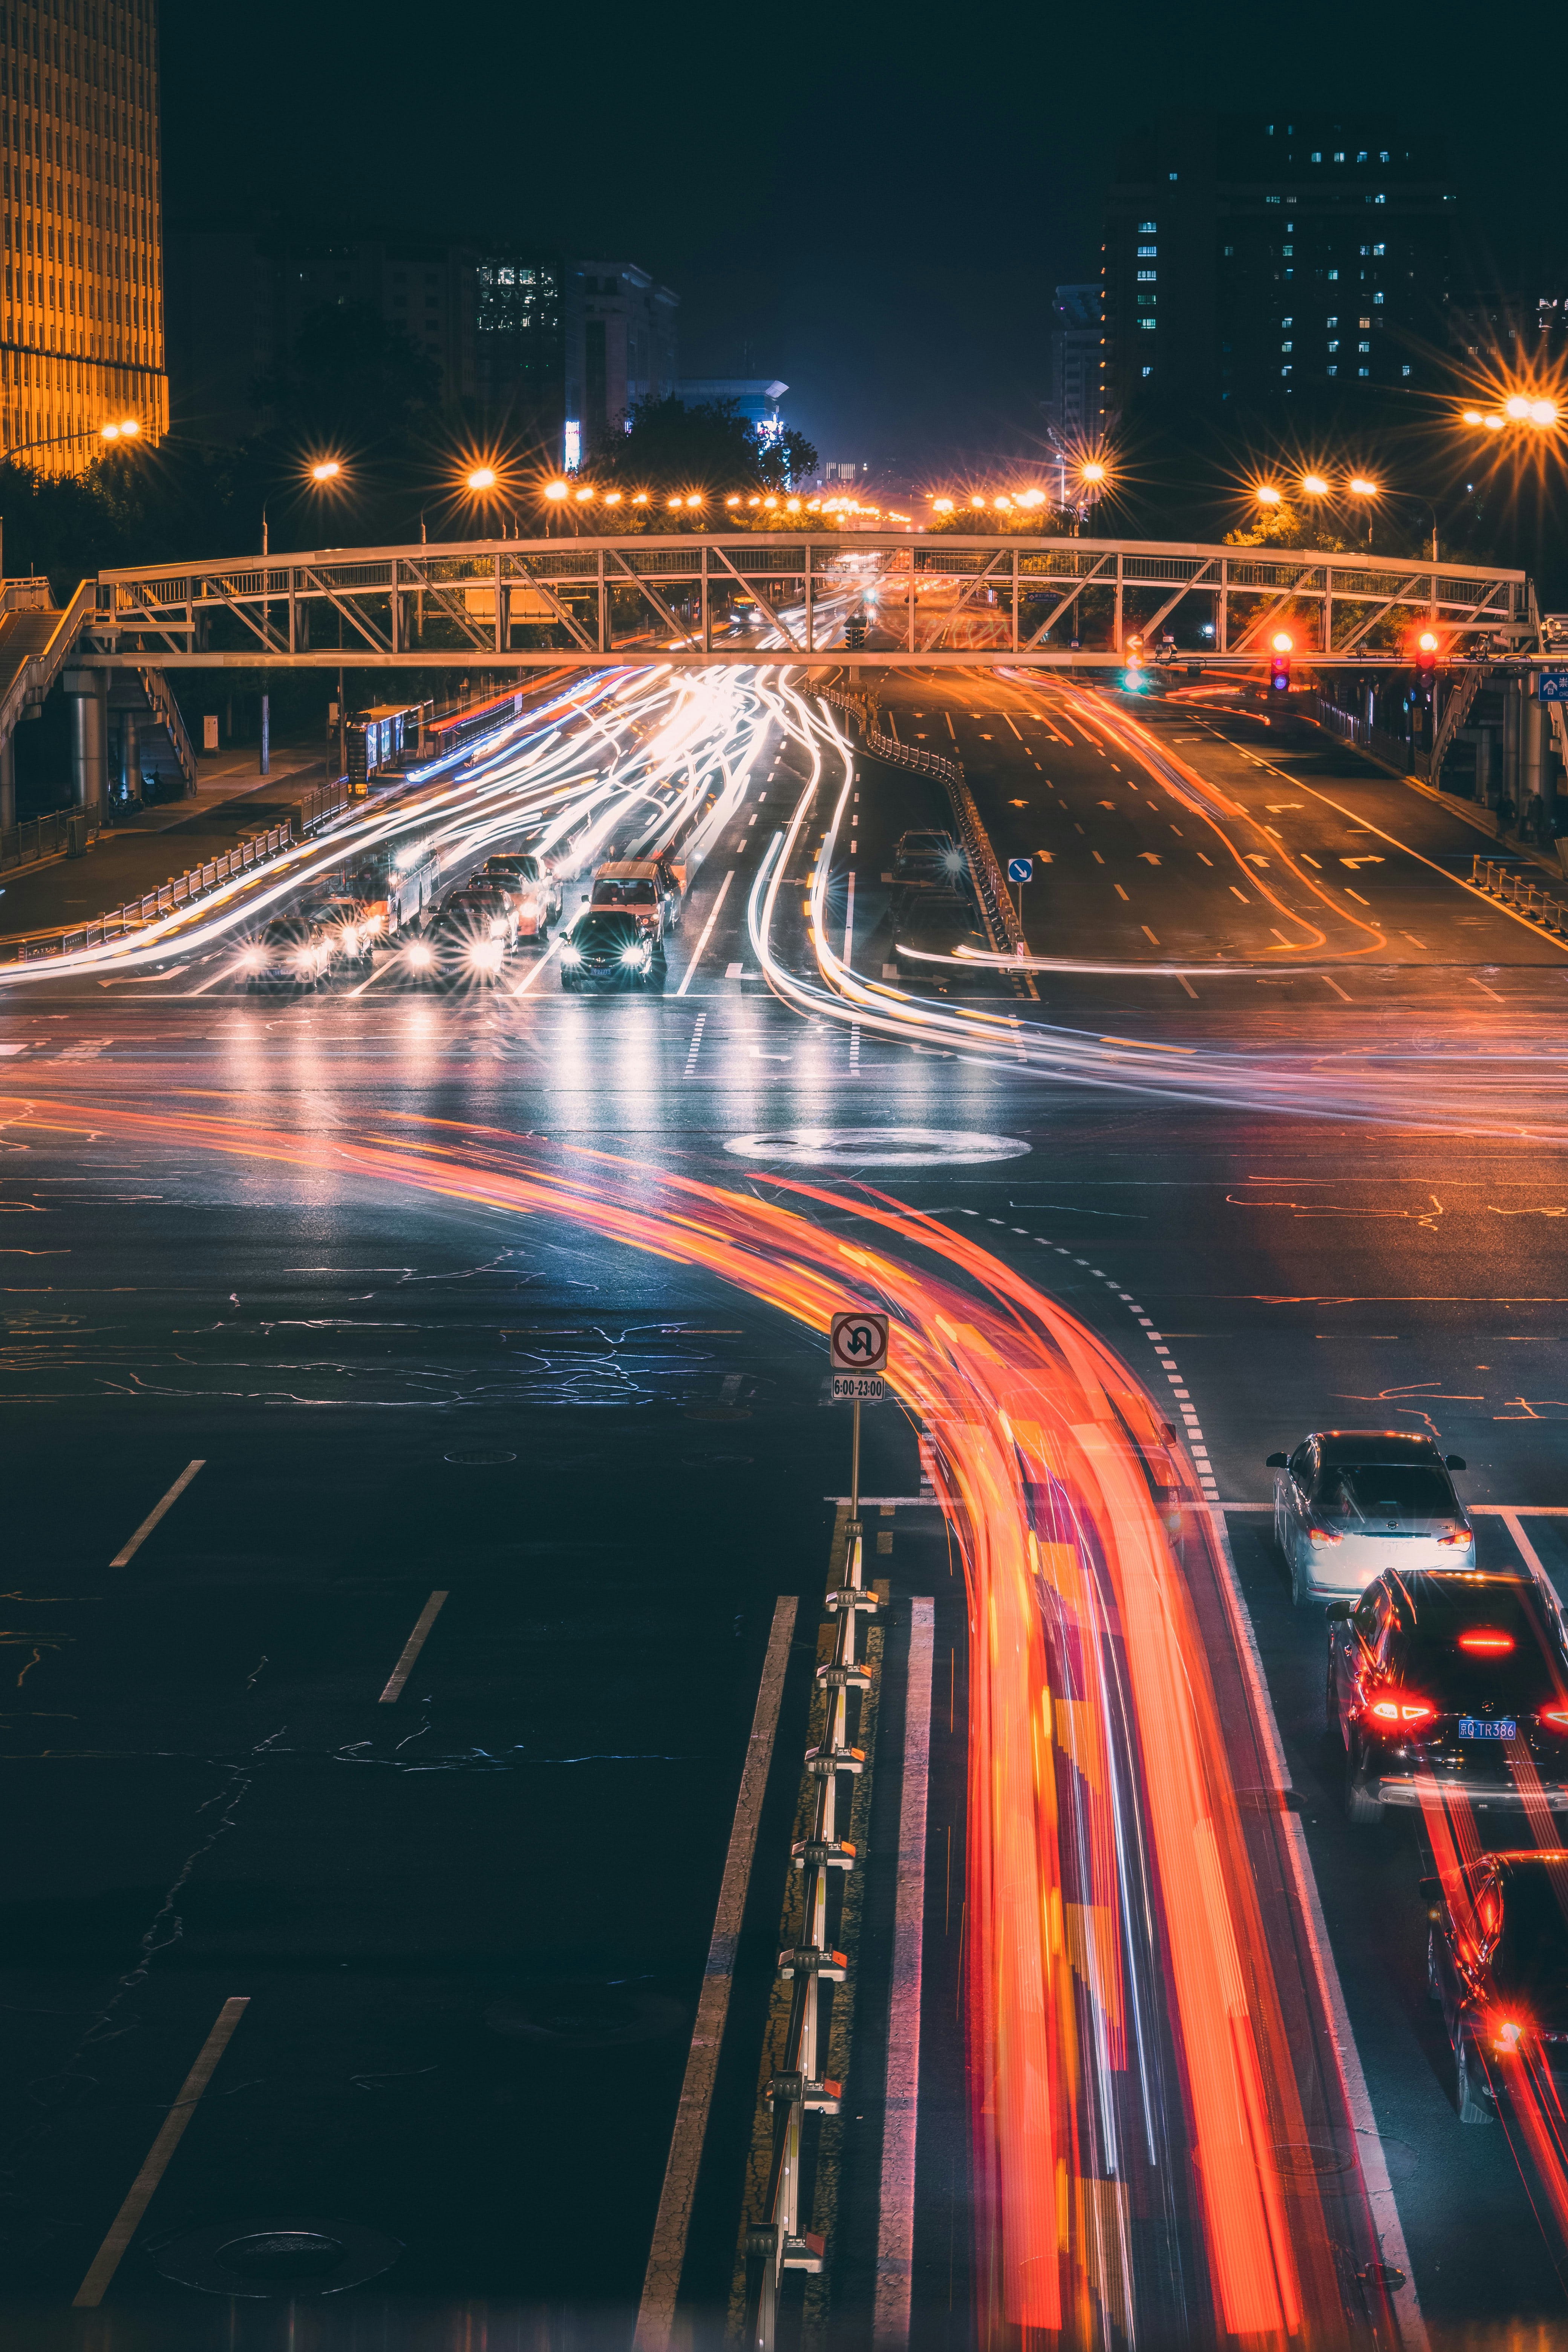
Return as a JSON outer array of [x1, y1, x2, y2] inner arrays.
[[1522, 676, 1545, 831], [63, 668, 108, 820], [121, 709, 140, 804], [0, 732, 14, 833]]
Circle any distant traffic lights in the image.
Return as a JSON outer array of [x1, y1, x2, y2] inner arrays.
[[1414, 629, 1439, 696], [846, 614, 867, 650], [1269, 631, 1292, 694]]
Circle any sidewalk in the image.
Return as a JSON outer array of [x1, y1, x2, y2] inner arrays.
[[0, 742, 336, 939]]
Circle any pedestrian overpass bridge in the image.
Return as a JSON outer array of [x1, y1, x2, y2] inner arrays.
[[80, 528, 1530, 671]]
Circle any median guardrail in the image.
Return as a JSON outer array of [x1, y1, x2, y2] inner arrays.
[[742, 1516, 879, 2350]]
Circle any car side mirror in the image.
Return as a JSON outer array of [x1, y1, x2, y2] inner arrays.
[[1444, 1455, 1466, 1472], [1325, 1600, 1354, 1622], [580, 893, 589, 902], [1266, 1453, 1288, 1469]]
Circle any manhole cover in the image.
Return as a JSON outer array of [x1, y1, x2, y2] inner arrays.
[[485, 1981, 685, 2049], [1272, 2142, 1354, 2179], [443, 1447, 517, 1465], [148, 2216, 401, 2299]]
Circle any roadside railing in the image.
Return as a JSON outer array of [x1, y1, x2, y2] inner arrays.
[[0, 808, 82, 873], [1298, 689, 1416, 777], [297, 777, 351, 833], [15, 823, 294, 960], [1470, 852, 1568, 933], [743, 1518, 878, 2349]]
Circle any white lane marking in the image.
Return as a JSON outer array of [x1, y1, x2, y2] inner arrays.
[[378, 1589, 450, 1702], [1174, 972, 1197, 998], [1319, 972, 1352, 1001], [110, 1460, 205, 1567], [843, 869, 856, 969], [873, 1594, 934, 2352], [188, 961, 246, 996], [634, 1596, 798, 2352], [1502, 1509, 1552, 1585], [72, 1996, 251, 2308], [1204, 1508, 1429, 2352], [1470, 976, 1504, 1001], [674, 869, 735, 997], [683, 1011, 707, 1078], [347, 955, 401, 999], [512, 933, 564, 995]]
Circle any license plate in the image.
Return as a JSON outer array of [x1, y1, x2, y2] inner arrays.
[[1459, 1718, 1517, 1740]]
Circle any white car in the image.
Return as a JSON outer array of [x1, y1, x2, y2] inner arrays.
[[1268, 1429, 1473, 1606]]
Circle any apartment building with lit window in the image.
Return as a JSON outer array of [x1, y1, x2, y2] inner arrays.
[[2, 0, 165, 473], [1101, 116, 1456, 425]]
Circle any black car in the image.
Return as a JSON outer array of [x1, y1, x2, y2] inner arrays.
[[1327, 1567, 1568, 1824], [1424, 1849, 1568, 2121], [407, 896, 512, 986], [559, 909, 662, 991], [237, 913, 337, 990], [891, 829, 964, 888]]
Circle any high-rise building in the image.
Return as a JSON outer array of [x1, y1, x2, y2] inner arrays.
[[2, 0, 166, 473], [1041, 284, 1101, 443], [1101, 116, 1457, 425], [166, 233, 678, 472]]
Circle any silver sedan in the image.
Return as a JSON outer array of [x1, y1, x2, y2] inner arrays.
[[1268, 1429, 1473, 1606]]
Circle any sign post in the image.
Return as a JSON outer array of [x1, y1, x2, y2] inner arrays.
[[1007, 855, 1033, 934], [830, 1310, 889, 1526]]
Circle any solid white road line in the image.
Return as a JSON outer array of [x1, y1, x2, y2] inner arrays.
[[72, 1996, 250, 2308], [674, 868, 735, 997], [1204, 1507, 1428, 2350], [511, 934, 564, 995], [873, 1596, 934, 2352], [378, 1590, 450, 1703], [843, 869, 856, 969], [634, 1594, 798, 2352], [109, 1460, 205, 1568], [1501, 1508, 1552, 1583]]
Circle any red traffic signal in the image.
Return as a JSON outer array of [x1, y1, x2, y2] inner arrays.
[[1414, 628, 1439, 680], [1269, 630, 1292, 694]]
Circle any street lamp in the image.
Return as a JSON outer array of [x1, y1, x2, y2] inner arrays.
[[1347, 475, 1438, 563], [100, 416, 140, 443]]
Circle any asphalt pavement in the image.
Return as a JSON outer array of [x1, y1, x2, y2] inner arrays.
[[5, 666, 1568, 2347]]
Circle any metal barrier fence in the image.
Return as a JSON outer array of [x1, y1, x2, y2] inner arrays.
[[1299, 691, 1418, 779], [298, 777, 351, 833], [0, 808, 80, 873], [743, 1517, 878, 2347], [17, 824, 294, 959], [1471, 852, 1568, 933]]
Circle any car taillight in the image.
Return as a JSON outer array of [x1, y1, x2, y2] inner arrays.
[[1306, 1524, 1344, 1546], [1365, 1695, 1438, 1732], [1539, 1708, 1568, 1733], [1439, 1528, 1474, 1548], [1493, 2018, 1524, 2055], [1459, 1630, 1514, 1653]]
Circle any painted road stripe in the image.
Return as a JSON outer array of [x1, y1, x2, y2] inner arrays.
[[511, 933, 564, 995], [378, 1590, 450, 1703], [1205, 1509, 1428, 2350], [634, 1593, 797, 2352], [109, 1460, 205, 1568], [674, 869, 735, 997], [873, 1597, 934, 2352], [72, 1996, 250, 2308]]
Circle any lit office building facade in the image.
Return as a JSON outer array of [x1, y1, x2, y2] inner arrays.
[[2, 0, 165, 473]]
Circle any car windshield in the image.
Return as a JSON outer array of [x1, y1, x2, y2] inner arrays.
[[574, 913, 641, 946], [593, 878, 657, 906], [1316, 1464, 1456, 1520], [1393, 1579, 1566, 1710], [488, 857, 538, 880], [1493, 1863, 1568, 2016]]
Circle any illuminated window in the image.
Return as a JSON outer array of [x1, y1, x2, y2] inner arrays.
[[1138, 219, 1157, 232], [1137, 318, 1156, 330], [1327, 364, 1338, 377], [1136, 244, 1157, 257], [1137, 270, 1156, 282], [1328, 339, 1340, 352], [1310, 150, 1322, 161], [1358, 365, 1369, 376], [1358, 339, 1370, 352], [1328, 268, 1339, 280], [1401, 364, 1411, 376], [1358, 315, 1372, 328], [1281, 315, 1294, 326], [1282, 243, 1294, 256], [1333, 150, 1345, 162], [1280, 341, 1293, 352], [1357, 150, 1368, 162]]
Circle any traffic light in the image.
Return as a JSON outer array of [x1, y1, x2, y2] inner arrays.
[[1269, 630, 1292, 694], [1413, 629, 1438, 699], [845, 614, 866, 650], [1122, 634, 1146, 692]]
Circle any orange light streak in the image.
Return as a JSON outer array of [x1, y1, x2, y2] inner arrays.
[[7, 1097, 1360, 2343]]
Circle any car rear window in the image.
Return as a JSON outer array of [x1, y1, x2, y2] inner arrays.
[[1316, 1465, 1456, 1519], [1393, 1580, 1567, 1709], [593, 879, 656, 906], [1495, 1863, 1568, 1995]]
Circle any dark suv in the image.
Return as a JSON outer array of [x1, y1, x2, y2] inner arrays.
[[559, 909, 662, 991], [1424, 1850, 1568, 2121], [1328, 1567, 1568, 1824]]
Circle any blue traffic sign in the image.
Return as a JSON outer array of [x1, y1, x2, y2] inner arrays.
[[1539, 672, 1568, 703], [1008, 858, 1034, 884]]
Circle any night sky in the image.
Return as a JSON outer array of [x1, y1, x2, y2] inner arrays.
[[162, 0, 1556, 480]]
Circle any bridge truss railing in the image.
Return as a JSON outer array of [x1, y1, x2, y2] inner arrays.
[[86, 534, 1533, 669]]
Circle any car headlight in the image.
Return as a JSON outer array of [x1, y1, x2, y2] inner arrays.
[[404, 940, 434, 969], [239, 947, 266, 971], [469, 941, 504, 969], [620, 944, 651, 967], [560, 944, 582, 966]]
